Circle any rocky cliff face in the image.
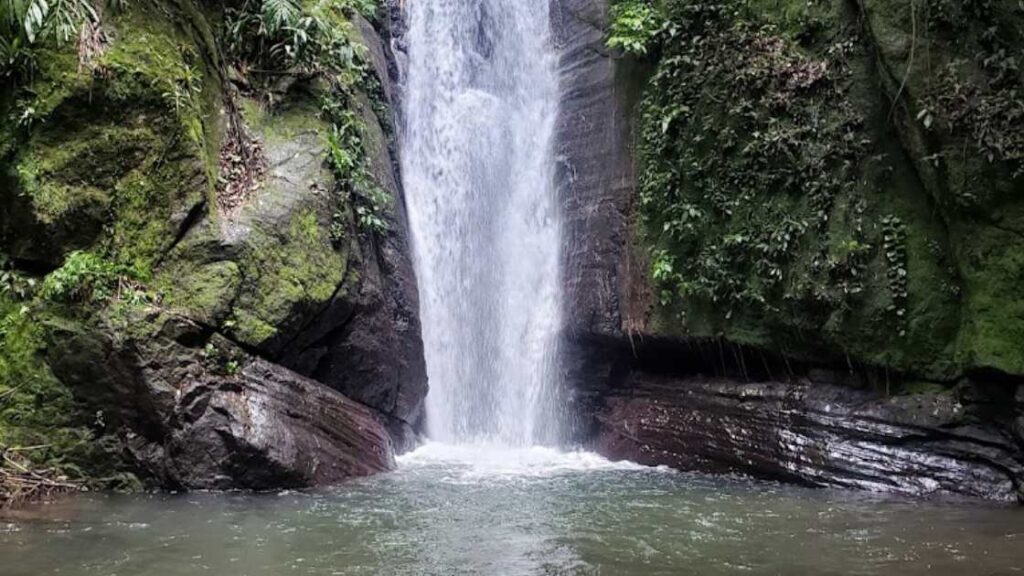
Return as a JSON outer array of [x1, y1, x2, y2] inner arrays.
[[554, 0, 1024, 501], [552, 0, 652, 443], [597, 366, 1024, 501], [0, 0, 426, 489], [48, 314, 396, 489]]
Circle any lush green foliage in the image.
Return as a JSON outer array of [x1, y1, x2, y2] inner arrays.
[[610, 0, 1024, 377], [920, 0, 1024, 182], [323, 95, 390, 236], [40, 251, 137, 303], [224, 0, 368, 92], [607, 0, 661, 55], [619, 1, 872, 320], [224, 0, 390, 235], [0, 0, 126, 80]]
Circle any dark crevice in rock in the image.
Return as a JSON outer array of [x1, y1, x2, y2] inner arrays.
[[293, 304, 361, 382], [2, 256, 59, 276], [572, 330, 963, 395], [156, 199, 208, 269]]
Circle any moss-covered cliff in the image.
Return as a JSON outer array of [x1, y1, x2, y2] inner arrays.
[[0, 0, 425, 494], [552, 0, 1023, 500], [613, 0, 1024, 382]]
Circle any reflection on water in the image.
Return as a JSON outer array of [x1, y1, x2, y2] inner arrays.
[[2, 443, 1022, 576]]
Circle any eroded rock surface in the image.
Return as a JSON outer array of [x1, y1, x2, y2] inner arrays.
[[552, 0, 641, 341], [598, 373, 1023, 501], [47, 314, 394, 490]]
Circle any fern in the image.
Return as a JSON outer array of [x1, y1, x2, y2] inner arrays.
[[260, 0, 300, 33], [224, 0, 368, 93], [3, 0, 95, 43], [0, 0, 103, 79], [49, 0, 97, 42]]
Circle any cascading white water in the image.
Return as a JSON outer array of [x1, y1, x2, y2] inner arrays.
[[401, 0, 563, 447]]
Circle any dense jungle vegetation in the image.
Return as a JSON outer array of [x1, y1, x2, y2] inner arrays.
[[610, 0, 1024, 385], [0, 0, 389, 505]]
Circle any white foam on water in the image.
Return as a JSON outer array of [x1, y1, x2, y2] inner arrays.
[[397, 442, 655, 479]]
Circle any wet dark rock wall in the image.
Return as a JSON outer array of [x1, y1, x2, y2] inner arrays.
[[552, 0, 1024, 501], [48, 314, 395, 490], [597, 369, 1024, 501]]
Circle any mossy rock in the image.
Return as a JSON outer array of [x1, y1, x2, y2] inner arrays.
[[0, 0, 413, 487], [157, 89, 356, 353], [0, 1, 228, 486], [0, 295, 115, 482], [860, 0, 1024, 375], [227, 206, 351, 349], [0, 3, 220, 270]]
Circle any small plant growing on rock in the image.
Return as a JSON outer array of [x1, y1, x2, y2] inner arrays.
[[40, 251, 133, 303], [607, 0, 662, 55], [323, 92, 390, 236], [0, 0, 129, 81], [202, 342, 245, 377], [0, 255, 36, 301], [223, 0, 391, 237], [881, 215, 909, 335]]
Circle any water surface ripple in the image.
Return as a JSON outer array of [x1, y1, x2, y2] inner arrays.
[[3, 444, 1022, 575]]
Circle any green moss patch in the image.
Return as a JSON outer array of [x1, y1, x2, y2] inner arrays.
[[228, 208, 349, 348], [2, 3, 219, 270], [0, 295, 98, 481]]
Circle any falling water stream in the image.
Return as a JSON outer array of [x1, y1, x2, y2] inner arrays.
[[402, 0, 564, 446], [2, 2, 1023, 574]]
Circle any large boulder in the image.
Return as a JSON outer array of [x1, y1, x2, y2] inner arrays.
[[598, 372, 1023, 501], [46, 313, 394, 489], [276, 17, 428, 438], [0, 1, 426, 487]]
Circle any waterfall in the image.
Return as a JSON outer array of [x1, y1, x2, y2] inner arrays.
[[401, 0, 563, 447]]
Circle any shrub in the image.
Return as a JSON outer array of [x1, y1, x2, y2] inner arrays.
[[607, 0, 663, 55], [40, 251, 133, 303]]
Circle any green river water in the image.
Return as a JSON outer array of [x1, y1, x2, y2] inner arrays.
[[2, 443, 1022, 576]]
